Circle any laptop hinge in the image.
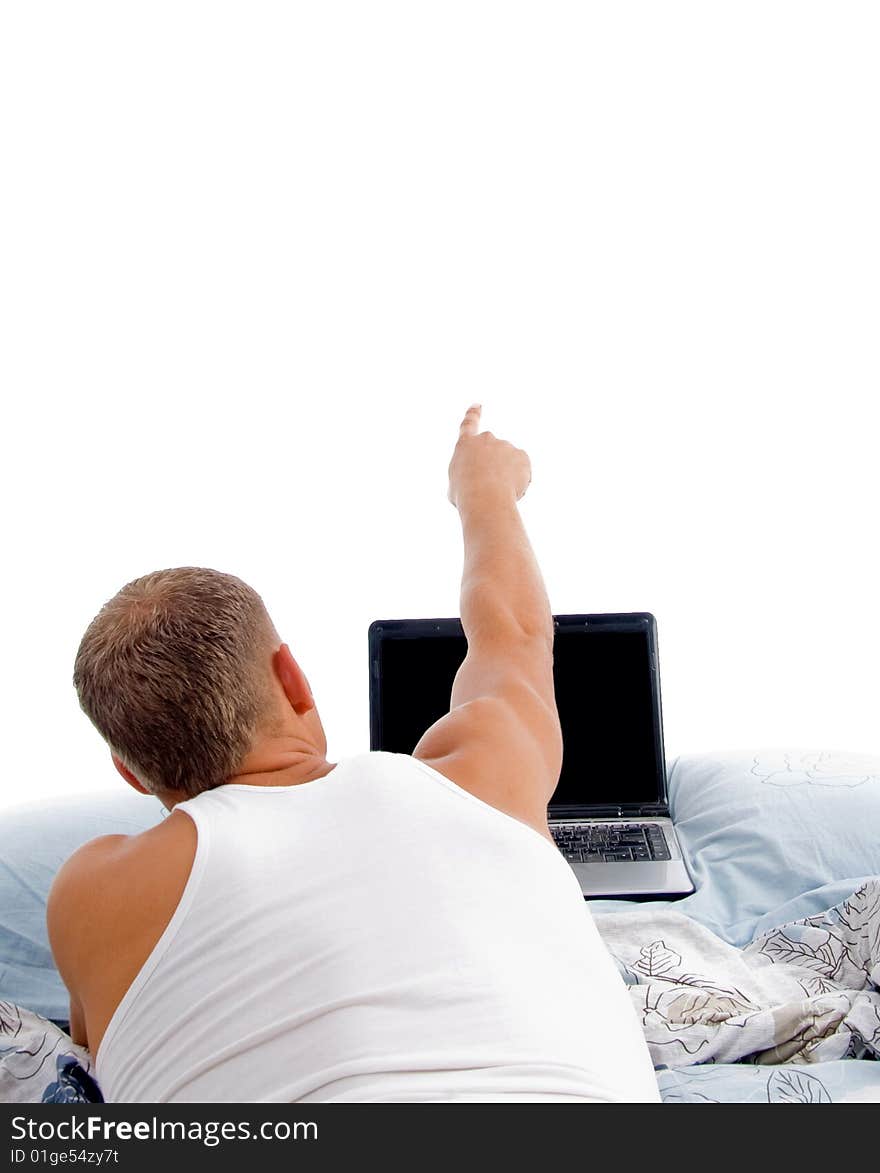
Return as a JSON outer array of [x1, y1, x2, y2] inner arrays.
[[550, 806, 624, 818], [549, 804, 668, 819]]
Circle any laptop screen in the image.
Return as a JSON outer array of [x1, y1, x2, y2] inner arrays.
[[371, 619, 665, 809]]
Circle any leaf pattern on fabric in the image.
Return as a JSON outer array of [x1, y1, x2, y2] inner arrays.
[[757, 929, 843, 978], [633, 941, 682, 978], [645, 984, 758, 1028], [796, 973, 840, 998], [595, 880, 880, 1068], [0, 1001, 24, 1038], [767, 1068, 832, 1103], [828, 884, 880, 976]]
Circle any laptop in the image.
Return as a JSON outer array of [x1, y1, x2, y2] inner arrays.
[[368, 612, 694, 900]]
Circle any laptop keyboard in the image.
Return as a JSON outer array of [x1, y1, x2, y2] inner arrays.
[[550, 822, 671, 863]]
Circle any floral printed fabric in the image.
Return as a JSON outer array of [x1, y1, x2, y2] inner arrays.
[[0, 1001, 102, 1103], [595, 879, 880, 1068]]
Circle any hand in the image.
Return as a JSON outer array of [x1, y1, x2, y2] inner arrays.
[[447, 405, 532, 509]]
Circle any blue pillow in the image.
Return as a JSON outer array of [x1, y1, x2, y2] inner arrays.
[[0, 790, 164, 1021], [589, 748, 880, 946]]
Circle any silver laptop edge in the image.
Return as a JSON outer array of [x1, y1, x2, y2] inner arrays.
[[549, 814, 693, 898]]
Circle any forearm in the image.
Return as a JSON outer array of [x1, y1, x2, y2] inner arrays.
[[457, 485, 553, 647]]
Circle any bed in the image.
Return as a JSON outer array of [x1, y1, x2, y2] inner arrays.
[[2, 748, 878, 1103]]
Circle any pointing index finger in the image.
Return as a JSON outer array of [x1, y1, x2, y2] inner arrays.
[[459, 403, 482, 438]]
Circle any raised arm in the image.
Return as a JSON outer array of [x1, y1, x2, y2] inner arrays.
[[412, 405, 562, 839]]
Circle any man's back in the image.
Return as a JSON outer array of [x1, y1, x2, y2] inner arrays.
[[94, 752, 659, 1103]]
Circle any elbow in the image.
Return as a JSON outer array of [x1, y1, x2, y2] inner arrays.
[[498, 609, 554, 650], [519, 612, 554, 647], [467, 600, 553, 649]]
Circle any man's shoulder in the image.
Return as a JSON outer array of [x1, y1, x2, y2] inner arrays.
[[48, 833, 130, 911], [50, 811, 190, 890], [47, 812, 197, 955]]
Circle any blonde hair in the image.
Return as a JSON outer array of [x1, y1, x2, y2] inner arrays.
[[73, 567, 280, 798]]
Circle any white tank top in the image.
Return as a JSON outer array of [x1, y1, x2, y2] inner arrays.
[[95, 752, 660, 1103]]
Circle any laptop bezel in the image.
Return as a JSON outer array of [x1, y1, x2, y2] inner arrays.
[[368, 612, 669, 816]]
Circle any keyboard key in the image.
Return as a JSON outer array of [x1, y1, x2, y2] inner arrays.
[[556, 822, 676, 866]]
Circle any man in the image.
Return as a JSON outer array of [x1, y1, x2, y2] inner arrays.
[[48, 405, 660, 1103]]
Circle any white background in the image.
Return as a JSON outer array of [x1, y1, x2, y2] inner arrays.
[[1, 2, 877, 810]]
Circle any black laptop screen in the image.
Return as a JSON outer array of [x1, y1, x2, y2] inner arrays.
[[373, 626, 663, 808]]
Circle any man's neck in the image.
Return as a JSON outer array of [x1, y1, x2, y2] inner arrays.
[[223, 736, 336, 790]]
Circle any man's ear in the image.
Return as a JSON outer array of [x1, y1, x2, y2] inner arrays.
[[112, 755, 151, 795], [273, 643, 315, 716]]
